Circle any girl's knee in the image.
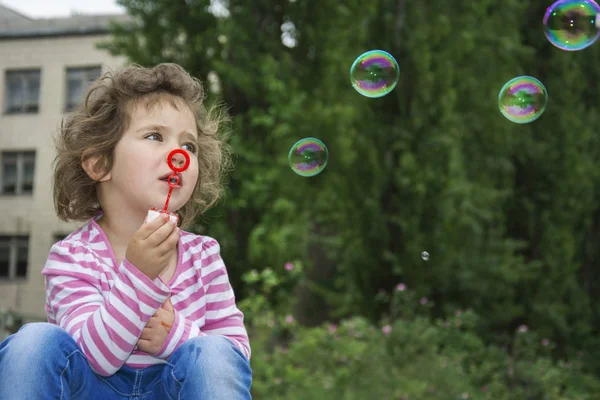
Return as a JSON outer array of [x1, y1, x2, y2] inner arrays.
[[6, 322, 74, 356], [1, 323, 84, 389], [175, 335, 249, 372], [185, 335, 236, 356]]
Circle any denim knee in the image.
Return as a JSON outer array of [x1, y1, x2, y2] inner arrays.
[[172, 335, 249, 374], [181, 335, 239, 361], [163, 336, 252, 398], [1, 322, 76, 363], [0, 323, 96, 399]]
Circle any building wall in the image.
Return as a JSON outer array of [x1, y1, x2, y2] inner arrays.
[[0, 34, 126, 318]]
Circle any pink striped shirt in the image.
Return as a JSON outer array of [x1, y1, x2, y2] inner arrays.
[[41, 215, 251, 377]]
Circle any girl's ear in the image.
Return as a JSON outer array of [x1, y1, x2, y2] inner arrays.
[[81, 151, 111, 182]]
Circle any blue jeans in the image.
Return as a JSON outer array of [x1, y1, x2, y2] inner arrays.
[[0, 322, 252, 399]]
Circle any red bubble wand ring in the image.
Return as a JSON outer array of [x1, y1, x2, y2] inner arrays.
[[162, 149, 191, 213]]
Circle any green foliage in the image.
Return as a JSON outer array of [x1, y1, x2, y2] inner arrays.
[[104, 0, 600, 383], [245, 286, 600, 399]]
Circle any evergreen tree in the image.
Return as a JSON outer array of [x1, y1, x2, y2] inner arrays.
[[103, 0, 600, 373]]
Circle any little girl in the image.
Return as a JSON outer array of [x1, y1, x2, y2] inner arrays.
[[0, 63, 252, 399]]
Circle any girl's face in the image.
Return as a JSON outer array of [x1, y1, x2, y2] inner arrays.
[[100, 96, 200, 217]]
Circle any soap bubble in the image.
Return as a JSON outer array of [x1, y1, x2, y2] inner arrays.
[[421, 251, 430, 261], [350, 50, 399, 98], [288, 137, 328, 177], [498, 76, 548, 124], [543, 0, 600, 51]]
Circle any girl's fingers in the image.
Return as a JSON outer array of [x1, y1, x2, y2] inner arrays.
[[137, 338, 151, 351], [139, 327, 152, 341]]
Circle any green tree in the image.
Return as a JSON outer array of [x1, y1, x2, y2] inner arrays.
[[102, 0, 600, 374]]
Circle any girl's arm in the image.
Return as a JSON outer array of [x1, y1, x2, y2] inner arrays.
[[42, 240, 171, 376], [153, 237, 251, 360]]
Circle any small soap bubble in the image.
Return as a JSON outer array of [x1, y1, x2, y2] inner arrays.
[[421, 251, 430, 261], [498, 76, 548, 124], [543, 0, 600, 51], [288, 137, 329, 177], [350, 50, 399, 98]]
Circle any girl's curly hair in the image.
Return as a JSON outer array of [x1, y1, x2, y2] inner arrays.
[[52, 63, 232, 229]]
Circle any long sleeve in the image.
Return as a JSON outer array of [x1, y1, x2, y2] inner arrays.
[[42, 241, 171, 376], [154, 238, 251, 360]]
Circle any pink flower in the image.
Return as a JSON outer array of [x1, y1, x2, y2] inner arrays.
[[285, 315, 294, 324], [395, 283, 407, 291], [284, 262, 294, 271], [518, 324, 528, 333], [542, 338, 550, 346], [382, 325, 392, 335], [420, 297, 428, 305], [328, 324, 337, 333]]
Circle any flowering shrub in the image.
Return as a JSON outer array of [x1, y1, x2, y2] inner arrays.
[[241, 272, 600, 399]]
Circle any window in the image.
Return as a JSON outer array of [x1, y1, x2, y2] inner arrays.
[[4, 69, 41, 114], [65, 66, 102, 111], [0, 236, 29, 279], [53, 233, 70, 243], [0, 151, 35, 195]]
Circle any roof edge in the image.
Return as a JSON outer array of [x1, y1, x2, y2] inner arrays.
[[0, 4, 34, 21], [0, 29, 111, 40]]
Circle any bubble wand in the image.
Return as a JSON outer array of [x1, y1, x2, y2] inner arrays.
[[145, 149, 190, 224]]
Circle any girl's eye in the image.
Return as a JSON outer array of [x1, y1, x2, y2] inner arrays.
[[182, 143, 197, 153], [145, 133, 196, 153], [145, 133, 162, 141]]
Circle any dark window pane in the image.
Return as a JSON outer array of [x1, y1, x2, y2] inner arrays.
[[21, 156, 35, 193], [0, 239, 9, 277], [5, 76, 23, 113], [1, 155, 17, 194], [65, 78, 83, 110], [5, 70, 40, 114], [65, 67, 101, 111], [53, 233, 69, 243], [16, 237, 28, 278]]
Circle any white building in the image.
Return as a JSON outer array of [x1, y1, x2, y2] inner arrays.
[[0, 4, 127, 319]]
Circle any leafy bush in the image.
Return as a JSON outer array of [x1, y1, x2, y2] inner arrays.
[[0, 308, 22, 342], [242, 276, 600, 400]]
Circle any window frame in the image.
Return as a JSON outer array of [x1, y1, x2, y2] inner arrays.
[[0, 151, 36, 196], [0, 235, 29, 280], [4, 68, 41, 115], [64, 66, 102, 112]]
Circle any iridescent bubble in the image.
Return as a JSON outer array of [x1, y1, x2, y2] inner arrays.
[[543, 0, 600, 51], [498, 76, 548, 124], [288, 137, 328, 177], [421, 251, 430, 261], [350, 50, 399, 98]]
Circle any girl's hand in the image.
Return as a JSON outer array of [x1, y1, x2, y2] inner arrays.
[[126, 214, 179, 280], [137, 298, 175, 355]]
